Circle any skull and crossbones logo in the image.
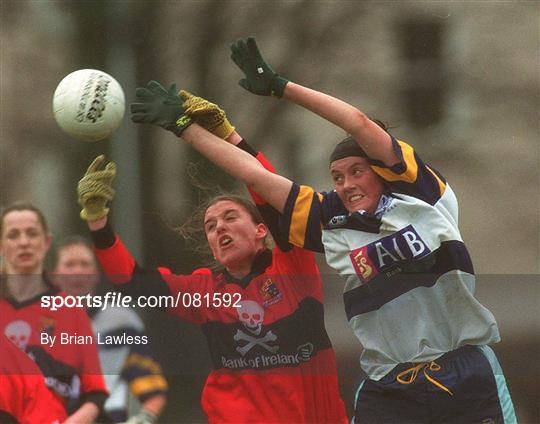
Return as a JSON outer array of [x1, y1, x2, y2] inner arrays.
[[235, 300, 279, 356], [5, 320, 32, 351]]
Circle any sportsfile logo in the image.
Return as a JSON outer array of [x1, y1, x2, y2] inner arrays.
[[350, 225, 431, 283]]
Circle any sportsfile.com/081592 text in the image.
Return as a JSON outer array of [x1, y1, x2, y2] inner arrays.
[[41, 291, 242, 311]]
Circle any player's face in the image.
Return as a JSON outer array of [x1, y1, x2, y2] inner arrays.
[[0, 210, 52, 274], [330, 156, 385, 214], [204, 200, 267, 277], [54, 244, 100, 296]]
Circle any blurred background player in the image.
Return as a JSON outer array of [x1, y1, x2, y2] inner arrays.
[[75, 145, 347, 421], [0, 202, 107, 424], [53, 235, 168, 424], [0, 333, 66, 424], [126, 36, 517, 424]]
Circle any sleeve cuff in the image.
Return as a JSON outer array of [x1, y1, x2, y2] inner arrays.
[[237, 139, 258, 157], [79, 390, 108, 412], [90, 221, 116, 249], [367, 135, 406, 174]]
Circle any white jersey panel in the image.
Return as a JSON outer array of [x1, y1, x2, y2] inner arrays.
[[323, 185, 500, 379]]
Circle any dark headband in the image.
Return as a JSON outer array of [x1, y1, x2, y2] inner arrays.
[[329, 137, 367, 164]]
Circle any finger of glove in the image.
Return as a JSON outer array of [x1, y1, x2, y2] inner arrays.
[[230, 51, 245, 70], [179, 89, 194, 101], [185, 99, 218, 115], [104, 162, 117, 179], [163, 98, 183, 106], [82, 189, 114, 204], [77, 181, 114, 200], [81, 183, 115, 201], [168, 83, 179, 96], [85, 155, 105, 175], [235, 39, 251, 60], [135, 87, 154, 98], [82, 164, 116, 180], [230, 39, 243, 56], [246, 36, 263, 60], [231, 41, 250, 67], [183, 93, 208, 108], [147, 80, 168, 96], [131, 113, 149, 123], [130, 103, 149, 113]]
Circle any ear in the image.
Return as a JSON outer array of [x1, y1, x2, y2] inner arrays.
[[255, 223, 268, 241]]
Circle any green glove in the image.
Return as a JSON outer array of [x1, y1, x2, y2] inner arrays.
[[179, 90, 235, 139], [230, 36, 288, 97], [130, 80, 193, 136], [78, 155, 116, 221]]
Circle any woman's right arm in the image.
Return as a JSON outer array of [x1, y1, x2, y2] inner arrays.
[[78, 157, 206, 323], [182, 123, 293, 214]]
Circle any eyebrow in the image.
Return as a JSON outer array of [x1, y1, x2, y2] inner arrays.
[[204, 208, 239, 226]]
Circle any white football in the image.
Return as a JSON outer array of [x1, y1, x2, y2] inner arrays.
[[52, 69, 125, 142]]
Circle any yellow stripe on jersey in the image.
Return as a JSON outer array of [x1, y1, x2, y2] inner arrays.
[[129, 375, 168, 397], [426, 165, 446, 196], [124, 353, 164, 374], [371, 140, 418, 183], [289, 185, 315, 248]]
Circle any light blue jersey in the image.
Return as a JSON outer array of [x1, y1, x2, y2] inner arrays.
[[280, 137, 500, 379]]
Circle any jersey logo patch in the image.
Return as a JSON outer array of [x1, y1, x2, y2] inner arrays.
[[349, 225, 431, 284], [259, 279, 283, 307], [39, 316, 56, 337]]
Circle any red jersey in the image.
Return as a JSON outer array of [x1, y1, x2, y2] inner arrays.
[[0, 334, 66, 424], [0, 281, 108, 414], [94, 230, 346, 423]]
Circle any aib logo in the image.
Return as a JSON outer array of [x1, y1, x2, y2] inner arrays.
[[350, 225, 430, 283]]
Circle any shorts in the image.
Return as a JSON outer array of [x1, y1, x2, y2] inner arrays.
[[353, 345, 517, 424]]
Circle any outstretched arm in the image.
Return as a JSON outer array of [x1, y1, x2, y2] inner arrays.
[[182, 123, 292, 213], [230, 36, 399, 167], [282, 82, 398, 166], [130, 81, 294, 214]]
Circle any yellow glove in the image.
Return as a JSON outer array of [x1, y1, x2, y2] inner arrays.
[[179, 90, 235, 139], [77, 155, 116, 221]]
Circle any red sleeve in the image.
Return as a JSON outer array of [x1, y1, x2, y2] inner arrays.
[[94, 233, 212, 324], [271, 245, 324, 303], [94, 234, 136, 284], [0, 335, 67, 424]]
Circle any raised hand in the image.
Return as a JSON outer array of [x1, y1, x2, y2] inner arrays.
[[230, 36, 288, 97], [130, 80, 193, 136], [77, 155, 116, 221]]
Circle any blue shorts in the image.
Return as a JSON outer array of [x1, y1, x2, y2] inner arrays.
[[354, 345, 516, 424]]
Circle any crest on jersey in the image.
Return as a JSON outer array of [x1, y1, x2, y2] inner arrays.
[[259, 279, 282, 307], [350, 225, 431, 284], [350, 246, 377, 283], [39, 316, 56, 337]]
